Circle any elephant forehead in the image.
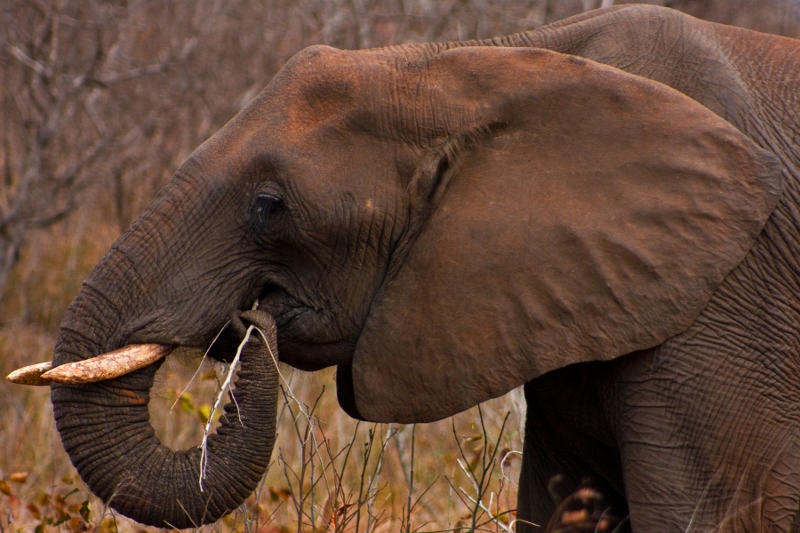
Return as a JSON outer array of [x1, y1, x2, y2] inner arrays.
[[244, 46, 373, 134], [189, 59, 398, 177]]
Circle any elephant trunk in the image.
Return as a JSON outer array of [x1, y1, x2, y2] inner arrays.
[[50, 250, 279, 528]]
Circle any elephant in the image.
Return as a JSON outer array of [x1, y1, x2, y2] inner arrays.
[[38, 4, 800, 532]]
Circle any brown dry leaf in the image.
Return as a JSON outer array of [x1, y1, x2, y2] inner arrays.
[[65, 516, 89, 532], [268, 487, 291, 502], [561, 509, 590, 525], [26, 502, 41, 520], [9, 472, 28, 483], [0, 479, 13, 496]]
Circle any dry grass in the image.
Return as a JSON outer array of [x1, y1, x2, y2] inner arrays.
[[0, 330, 525, 532]]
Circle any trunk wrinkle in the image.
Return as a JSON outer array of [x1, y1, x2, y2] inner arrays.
[[52, 310, 279, 528]]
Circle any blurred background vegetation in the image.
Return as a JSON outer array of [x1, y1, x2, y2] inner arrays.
[[1, 0, 799, 531]]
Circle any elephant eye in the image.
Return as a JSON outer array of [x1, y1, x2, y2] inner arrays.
[[250, 193, 284, 229]]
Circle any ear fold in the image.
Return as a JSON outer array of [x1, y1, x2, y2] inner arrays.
[[345, 47, 780, 423]]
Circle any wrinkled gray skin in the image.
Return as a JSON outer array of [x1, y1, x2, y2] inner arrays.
[[516, 7, 800, 533], [50, 5, 800, 532]]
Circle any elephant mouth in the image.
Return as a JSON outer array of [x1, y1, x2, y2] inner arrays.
[[257, 284, 305, 323], [255, 285, 354, 371], [272, 305, 310, 329]]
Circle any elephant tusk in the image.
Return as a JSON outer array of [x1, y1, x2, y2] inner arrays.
[[6, 361, 53, 386], [6, 344, 173, 386], [42, 344, 173, 384]]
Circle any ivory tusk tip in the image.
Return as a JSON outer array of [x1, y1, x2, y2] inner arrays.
[[7, 362, 53, 386], [8, 344, 172, 386]]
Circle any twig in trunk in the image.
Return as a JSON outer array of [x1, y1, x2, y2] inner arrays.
[[198, 323, 256, 490]]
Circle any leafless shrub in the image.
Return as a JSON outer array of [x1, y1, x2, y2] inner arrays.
[[274, 381, 396, 533], [445, 408, 513, 533]]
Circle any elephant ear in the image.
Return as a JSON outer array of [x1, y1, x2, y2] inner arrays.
[[342, 47, 781, 423]]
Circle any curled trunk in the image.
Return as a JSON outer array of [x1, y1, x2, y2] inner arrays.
[[51, 299, 279, 528]]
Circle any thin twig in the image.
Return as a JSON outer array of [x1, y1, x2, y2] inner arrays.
[[198, 324, 255, 490], [404, 424, 417, 533]]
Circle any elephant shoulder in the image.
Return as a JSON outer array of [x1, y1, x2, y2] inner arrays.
[[520, 5, 759, 127]]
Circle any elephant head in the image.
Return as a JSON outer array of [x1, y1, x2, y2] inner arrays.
[[47, 42, 780, 527]]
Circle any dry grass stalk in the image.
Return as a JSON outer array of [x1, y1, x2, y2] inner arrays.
[[199, 325, 256, 490]]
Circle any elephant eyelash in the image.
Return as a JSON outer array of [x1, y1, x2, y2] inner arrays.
[[250, 194, 284, 229]]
